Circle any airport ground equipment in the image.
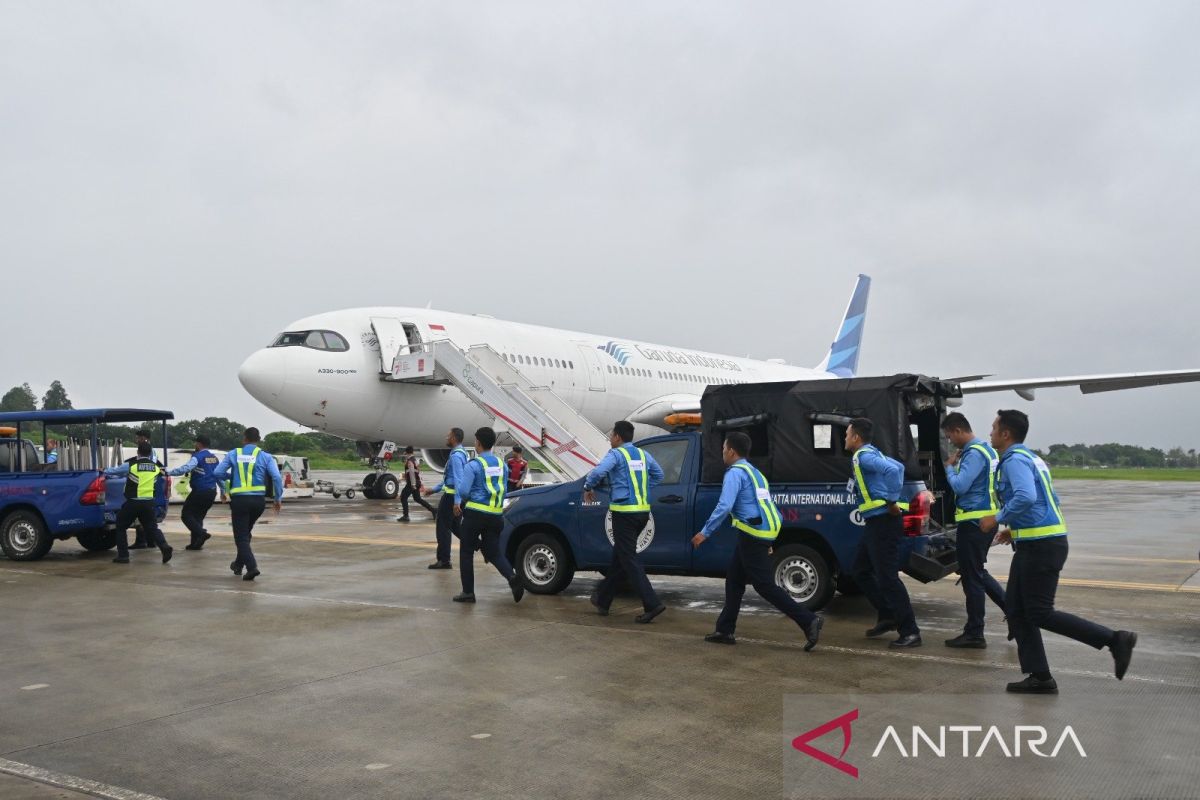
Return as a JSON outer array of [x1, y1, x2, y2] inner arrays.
[[498, 375, 964, 610], [0, 409, 172, 560], [387, 340, 609, 483], [313, 479, 358, 499]]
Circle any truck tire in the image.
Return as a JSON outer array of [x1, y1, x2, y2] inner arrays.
[[375, 473, 399, 500], [362, 473, 378, 499], [77, 530, 118, 552], [836, 574, 864, 596], [772, 543, 834, 611], [1, 510, 54, 561], [515, 532, 575, 595]]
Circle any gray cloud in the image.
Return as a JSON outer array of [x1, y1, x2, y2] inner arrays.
[[2, 1, 1197, 448]]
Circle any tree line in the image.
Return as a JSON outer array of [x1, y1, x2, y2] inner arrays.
[[1039, 442, 1199, 469], [1, 381, 359, 459]]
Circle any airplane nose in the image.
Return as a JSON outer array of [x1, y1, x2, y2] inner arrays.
[[238, 348, 286, 402]]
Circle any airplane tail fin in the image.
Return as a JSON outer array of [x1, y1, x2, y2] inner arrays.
[[816, 274, 871, 377]]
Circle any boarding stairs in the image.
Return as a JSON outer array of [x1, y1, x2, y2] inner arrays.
[[384, 339, 609, 482]]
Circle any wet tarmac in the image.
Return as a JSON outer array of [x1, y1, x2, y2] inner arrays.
[[1, 479, 1197, 799]]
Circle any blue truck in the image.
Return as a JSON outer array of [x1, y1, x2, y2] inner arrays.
[[500, 375, 962, 610], [0, 409, 172, 561]]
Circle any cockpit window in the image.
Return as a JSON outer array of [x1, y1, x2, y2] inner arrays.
[[270, 330, 349, 351]]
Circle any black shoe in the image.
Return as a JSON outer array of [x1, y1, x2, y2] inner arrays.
[[1006, 675, 1059, 694], [589, 592, 609, 616], [195, 532, 210, 549], [112, 556, 129, 564], [865, 620, 897, 638], [945, 634, 987, 649], [428, 561, 452, 570], [184, 544, 202, 551], [243, 569, 260, 581], [453, 593, 476, 603], [398, 515, 410, 523], [129, 542, 148, 550], [1110, 630, 1137, 680], [803, 616, 825, 652], [509, 575, 525, 603], [889, 634, 923, 648], [161, 546, 173, 565], [230, 560, 243, 576], [634, 604, 666, 624], [704, 632, 737, 645]]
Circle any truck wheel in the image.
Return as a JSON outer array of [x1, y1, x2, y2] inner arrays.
[[77, 530, 117, 552], [773, 543, 834, 611], [835, 574, 864, 596], [515, 532, 575, 595], [375, 474, 399, 499], [1, 510, 54, 561]]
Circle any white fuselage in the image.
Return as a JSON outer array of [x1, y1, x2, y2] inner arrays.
[[238, 307, 834, 446]]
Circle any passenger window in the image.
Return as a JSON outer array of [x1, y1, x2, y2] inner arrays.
[[641, 440, 689, 485], [569, 361, 574, 369]]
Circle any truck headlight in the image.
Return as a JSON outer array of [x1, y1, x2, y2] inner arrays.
[[503, 497, 518, 510]]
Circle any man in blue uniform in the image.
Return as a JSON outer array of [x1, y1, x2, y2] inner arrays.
[[451, 427, 524, 604], [422, 427, 469, 570], [213, 427, 283, 581], [583, 421, 667, 624], [44, 439, 59, 466], [940, 413, 1007, 648], [103, 442, 172, 564], [692, 432, 824, 650], [846, 417, 922, 648], [981, 410, 1137, 694], [165, 435, 222, 551]]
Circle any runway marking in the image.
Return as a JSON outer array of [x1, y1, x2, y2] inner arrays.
[[0, 757, 168, 800], [202, 530, 438, 549], [992, 575, 1200, 594], [1087, 555, 1200, 565], [20, 684, 49, 691], [364, 763, 390, 770]]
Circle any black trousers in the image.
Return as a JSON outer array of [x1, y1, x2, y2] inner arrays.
[[595, 511, 661, 612], [115, 500, 167, 558], [1007, 536, 1114, 674], [230, 495, 266, 572], [181, 488, 217, 546], [954, 520, 1007, 636], [852, 513, 920, 637], [435, 493, 462, 563], [458, 509, 514, 595], [400, 485, 436, 518], [716, 534, 817, 636]]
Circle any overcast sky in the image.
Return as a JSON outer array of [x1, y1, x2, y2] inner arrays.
[[3, 2, 1198, 449]]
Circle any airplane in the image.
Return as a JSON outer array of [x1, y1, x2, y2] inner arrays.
[[237, 275, 1200, 474]]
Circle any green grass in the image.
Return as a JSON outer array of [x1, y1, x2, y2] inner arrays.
[[304, 455, 368, 471], [1052, 467, 1200, 481]]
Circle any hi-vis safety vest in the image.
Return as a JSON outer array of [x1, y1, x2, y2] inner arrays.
[[851, 446, 909, 515], [443, 446, 469, 495], [1002, 447, 1068, 540], [229, 446, 265, 495], [125, 458, 160, 500], [610, 446, 651, 513], [954, 442, 1001, 522], [464, 454, 506, 515], [730, 463, 781, 540]]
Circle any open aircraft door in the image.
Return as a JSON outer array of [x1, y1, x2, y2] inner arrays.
[[576, 344, 606, 392], [370, 317, 409, 375]]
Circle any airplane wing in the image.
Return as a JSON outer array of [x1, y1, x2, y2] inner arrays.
[[959, 369, 1200, 401]]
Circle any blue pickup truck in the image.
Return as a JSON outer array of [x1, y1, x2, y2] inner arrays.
[[500, 375, 961, 610], [0, 409, 172, 561]]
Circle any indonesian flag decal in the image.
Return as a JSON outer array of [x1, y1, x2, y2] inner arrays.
[[429, 323, 446, 331]]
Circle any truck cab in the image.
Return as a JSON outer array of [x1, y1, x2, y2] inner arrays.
[[500, 374, 961, 610]]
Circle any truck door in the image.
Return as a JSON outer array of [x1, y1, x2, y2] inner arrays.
[[575, 436, 693, 570]]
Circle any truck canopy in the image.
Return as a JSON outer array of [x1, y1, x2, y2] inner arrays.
[[699, 374, 961, 484], [0, 409, 174, 424]]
